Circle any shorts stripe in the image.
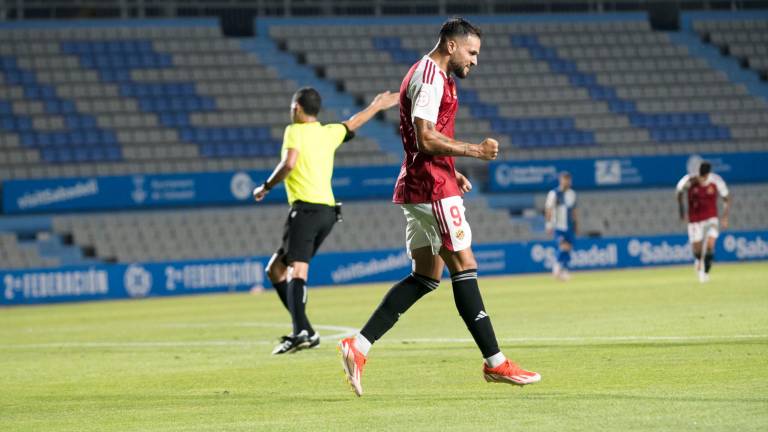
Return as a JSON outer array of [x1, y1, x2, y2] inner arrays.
[[435, 201, 447, 234], [440, 200, 451, 234], [433, 200, 448, 235], [435, 199, 455, 250]]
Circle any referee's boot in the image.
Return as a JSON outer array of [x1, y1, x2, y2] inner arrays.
[[271, 330, 320, 355]]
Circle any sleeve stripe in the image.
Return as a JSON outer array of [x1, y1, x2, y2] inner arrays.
[[427, 62, 434, 84], [422, 61, 436, 85], [428, 62, 436, 84]]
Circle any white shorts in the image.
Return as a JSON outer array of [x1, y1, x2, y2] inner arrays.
[[687, 217, 719, 243], [401, 195, 472, 257]]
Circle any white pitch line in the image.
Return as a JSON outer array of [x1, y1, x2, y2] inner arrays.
[[16, 321, 347, 333], [0, 323, 358, 350], [0, 334, 764, 350], [158, 322, 359, 338], [0, 341, 274, 349]]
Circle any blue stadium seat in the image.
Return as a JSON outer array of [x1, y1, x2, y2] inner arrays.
[[200, 143, 215, 157], [64, 115, 95, 130], [55, 149, 73, 163], [211, 128, 226, 141], [201, 98, 216, 110], [0, 101, 13, 114], [73, 147, 91, 162], [569, 74, 596, 86], [239, 128, 255, 140], [99, 69, 131, 82], [104, 146, 122, 161], [215, 143, 233, 157], [39, 148, 55, 162], [2, 117, 30, 132], [158, 113, 190, 127], [230, 142, 247, 156], [177, 128, 193, 142], [241, 143, 257, 157], [224, 128, 241, 142], [101, 131, 117, 146]]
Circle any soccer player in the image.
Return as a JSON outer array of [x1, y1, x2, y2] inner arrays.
[[544, 171, 578, 281], [338, 18, 540, 396], [676, 161, 731, 283], [253, 87, 398, 354]]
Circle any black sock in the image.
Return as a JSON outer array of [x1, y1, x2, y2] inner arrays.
[[704, 252, 714, 273], [359, 273, 439, 343], [287, 278, 314, 336], [451, 269, 500, 359], [272, 280, 289, 311]]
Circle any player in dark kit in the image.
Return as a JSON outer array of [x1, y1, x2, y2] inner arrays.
[[338, 18, 540, 397], [676, 161, 731, 283]]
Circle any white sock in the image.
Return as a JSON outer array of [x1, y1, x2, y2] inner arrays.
[[485, 352, 506, 368], [354, 333, 372, 357]]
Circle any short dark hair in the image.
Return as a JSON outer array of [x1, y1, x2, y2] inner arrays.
[[293, 87, 321, 116], [699, 161, 712, 176], [439, 17, 482, 44]]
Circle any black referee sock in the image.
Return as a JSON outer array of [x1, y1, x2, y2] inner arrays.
[[704, 252, 714, 273], [287, 278, 314, 336], [272, 280, 289, 311], [360, 273, 439, 343], [451, 269, 500, 358]]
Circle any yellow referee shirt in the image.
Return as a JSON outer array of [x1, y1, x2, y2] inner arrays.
[[282, 121, 350, 206]]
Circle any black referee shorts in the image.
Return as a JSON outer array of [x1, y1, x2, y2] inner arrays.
[[277, 201, 337, 265]]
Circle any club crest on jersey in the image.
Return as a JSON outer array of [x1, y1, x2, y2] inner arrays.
[[415, 91, 430, 107], [456, 229, 465, 240], [707, 185, 715, 194]]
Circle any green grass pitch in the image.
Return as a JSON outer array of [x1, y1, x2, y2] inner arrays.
[[1, 262, 767, 431]]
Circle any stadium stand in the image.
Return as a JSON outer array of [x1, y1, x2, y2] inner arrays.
[[694, 18, 768, 80], [0, 231, 59, 268], [2, 13, 768, 272], [18, 183, 756, 267], [0, 20, 396, 181], [271, 17, 768, 162], [534, 183, 768, 238], [44, 198, 529, 265]]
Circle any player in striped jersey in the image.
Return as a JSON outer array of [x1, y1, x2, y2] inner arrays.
[[545, 172, 578, 281]]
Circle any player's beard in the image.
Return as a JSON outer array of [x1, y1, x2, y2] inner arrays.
[[449, 60, 471, 79]]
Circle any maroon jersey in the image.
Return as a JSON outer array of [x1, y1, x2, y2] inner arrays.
[[676, 173, 729, 223], [393, 56, 461, 204]]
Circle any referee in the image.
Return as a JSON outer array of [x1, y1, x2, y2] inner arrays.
[[253, 87, 398, 354]]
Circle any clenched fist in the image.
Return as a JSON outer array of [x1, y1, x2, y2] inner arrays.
[[478, 137, 499, 161]]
